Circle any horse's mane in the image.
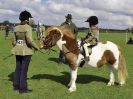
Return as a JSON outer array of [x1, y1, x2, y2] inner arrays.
[[59, 25, 75, 39], [45, 26, 75, 39], [45, 26, 56, 35]]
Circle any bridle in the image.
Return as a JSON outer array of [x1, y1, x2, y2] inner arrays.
[[64, 47, 79, 55], [43, 33, 57, 49]]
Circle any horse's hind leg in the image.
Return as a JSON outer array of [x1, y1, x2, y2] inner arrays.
[[107, 66, 115, 86], [68, 68, 78, 92]]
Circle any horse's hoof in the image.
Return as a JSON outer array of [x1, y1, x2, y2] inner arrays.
[[68, 87, 76, 92], [67, 83, 71, 88], [120, 81, 125, 86], [120, 82, 125, 86], [107, 82, 114, 86]]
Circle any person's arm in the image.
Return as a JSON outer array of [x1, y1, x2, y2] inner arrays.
[[12, 32, 16, 46], [73, 23, 78, 37], [26, 26, 39, 50]]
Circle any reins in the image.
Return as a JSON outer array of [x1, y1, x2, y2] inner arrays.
[[64, 47, 79, 55]]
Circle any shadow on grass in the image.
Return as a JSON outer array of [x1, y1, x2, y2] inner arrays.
[[48, 57, 68, 65], [8, 72, 29, 82], [48, 57, 59, 64], [8, 72, 14, 81], [30, 72, 109, 86]]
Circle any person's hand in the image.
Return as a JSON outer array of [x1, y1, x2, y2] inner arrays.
[[34, 47, 39, 51]]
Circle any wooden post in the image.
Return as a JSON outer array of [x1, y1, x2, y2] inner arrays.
[[125, 30, 128, 44]]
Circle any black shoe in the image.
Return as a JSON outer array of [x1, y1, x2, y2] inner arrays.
[[19, 89, 32, 93], [58, 61, 63, 64], [13, 87, 19, 91], [79, 60, 85, 67], [58, 59, 65, 64], [13, 85, 19, 91]]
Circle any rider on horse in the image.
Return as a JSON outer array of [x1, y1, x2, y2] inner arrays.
[[83, 16, 99, 61]]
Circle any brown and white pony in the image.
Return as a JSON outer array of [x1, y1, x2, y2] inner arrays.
[[40, 26, 128, 92]]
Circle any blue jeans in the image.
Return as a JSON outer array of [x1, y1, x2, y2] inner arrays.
[[13, 55, 32, 91]]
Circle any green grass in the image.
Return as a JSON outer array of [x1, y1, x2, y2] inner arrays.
[[0, 30, 133, 99]]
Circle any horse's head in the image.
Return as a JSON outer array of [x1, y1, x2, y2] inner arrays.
[[40, 27, 62, 49]]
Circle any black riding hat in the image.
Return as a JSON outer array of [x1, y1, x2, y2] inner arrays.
[[19, 10, 33, 21], [85, 16, 98, 25]]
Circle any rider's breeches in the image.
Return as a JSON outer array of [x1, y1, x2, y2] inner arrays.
[[83, 43, 90, 57]]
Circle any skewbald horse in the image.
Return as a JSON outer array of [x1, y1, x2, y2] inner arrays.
[[40, 26, 128, 92]]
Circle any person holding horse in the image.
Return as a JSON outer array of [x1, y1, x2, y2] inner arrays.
[[58, 14, 78, 63], [83, 16, 99, 61], [11, 10, 39, 93]]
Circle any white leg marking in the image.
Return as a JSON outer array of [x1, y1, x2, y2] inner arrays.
[[77, 54, 84, 65], [53, 27, 66, 50], [112, 63, 125, 86], [107, 67, 115, 86], [120, 80, 125, 86], [57, 39, 66, 50], [68, 69, 78, 92]]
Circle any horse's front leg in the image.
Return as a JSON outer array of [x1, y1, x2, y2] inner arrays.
[[68, 67, 78, 92]]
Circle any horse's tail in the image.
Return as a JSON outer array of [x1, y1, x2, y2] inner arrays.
[[118, 48, 128, 85]]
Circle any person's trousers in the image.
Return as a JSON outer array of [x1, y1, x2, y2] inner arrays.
[[83, 43, 90, 57], [58, 50, 65, 62], [13, 55, 32, 91]]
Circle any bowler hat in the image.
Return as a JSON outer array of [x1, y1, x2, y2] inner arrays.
[[65, 14, 72, 19]]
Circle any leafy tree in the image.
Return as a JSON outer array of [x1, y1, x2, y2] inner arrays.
[[3, 20, 10, 25]]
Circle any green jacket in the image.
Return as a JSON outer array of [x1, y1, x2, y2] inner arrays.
[[11, 24, 39, 56], [84, 35, 97, 45], [61, 20, 78, 38], [89, 28, 99, 40]]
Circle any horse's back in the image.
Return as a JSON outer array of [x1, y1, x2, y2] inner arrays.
[[88, 41, 120, 67]]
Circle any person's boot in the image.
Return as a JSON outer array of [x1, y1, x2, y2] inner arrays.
[[19, 89, 32, 93], [13, 86, 19, 91]]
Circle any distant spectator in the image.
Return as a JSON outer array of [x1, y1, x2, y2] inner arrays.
[[127, 37, 133, 44], [5, 25, 10, 40], [10, 24, 15, 34], [58, 14, 78, 64], [36, 22, 45, 40], [61, 14, 78, 38]]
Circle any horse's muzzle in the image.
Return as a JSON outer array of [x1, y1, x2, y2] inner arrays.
[[40, 44, 51, 49]]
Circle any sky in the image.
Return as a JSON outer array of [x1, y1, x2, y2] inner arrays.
[[0, 0, 133, 29]]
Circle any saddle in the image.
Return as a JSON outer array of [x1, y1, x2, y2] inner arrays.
[[79, 38, 97, 68]]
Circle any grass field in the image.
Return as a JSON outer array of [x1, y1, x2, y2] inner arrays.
[[0, 30, 133, 99]]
